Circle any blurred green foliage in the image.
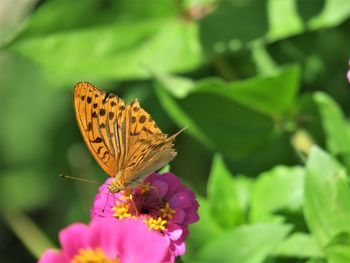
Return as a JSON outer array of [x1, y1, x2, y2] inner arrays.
[[1, 0, 350, 262]]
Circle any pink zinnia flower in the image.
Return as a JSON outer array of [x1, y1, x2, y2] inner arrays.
[[91, 172, 199, 262], [38, 218, 167, 263]]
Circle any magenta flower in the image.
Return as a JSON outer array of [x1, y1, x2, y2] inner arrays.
[[38, 218, 167, 263], [347, 59, 350, 83], [91, 172, 199, 262]]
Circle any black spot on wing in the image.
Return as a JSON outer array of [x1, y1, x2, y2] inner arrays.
[[92, 137, 103, 143], [100, 109, 106, 116], [139, 115, 146, 123]]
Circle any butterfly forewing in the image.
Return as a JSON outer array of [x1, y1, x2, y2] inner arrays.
[[74, 82, 183, 190], [74, 82, 121, 177]]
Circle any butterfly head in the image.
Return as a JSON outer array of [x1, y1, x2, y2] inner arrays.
[[107, 179, 124, 193]]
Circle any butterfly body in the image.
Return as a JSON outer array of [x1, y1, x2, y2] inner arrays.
[[73, 82, 183, 193]]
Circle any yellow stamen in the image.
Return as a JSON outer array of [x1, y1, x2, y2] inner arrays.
[[144, 217, 167, 232], [71, 247, 119, 263], [119, 191, 131, 201], [112, 201, 132, 219], [160, 202, 176, 219]]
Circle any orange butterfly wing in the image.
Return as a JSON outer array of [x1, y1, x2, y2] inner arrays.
[[74, 82, 126, 177], [74, 82, 184, 189], [116, 99, 177, 186]]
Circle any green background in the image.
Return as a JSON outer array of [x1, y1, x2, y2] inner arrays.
[[1, 0, 350, 262]]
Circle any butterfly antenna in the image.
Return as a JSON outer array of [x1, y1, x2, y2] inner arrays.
[[59, 174, 99, 184], [129, 193, 139, 217]]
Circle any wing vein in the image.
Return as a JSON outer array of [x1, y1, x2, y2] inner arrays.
[[105, 118, 115, 157]]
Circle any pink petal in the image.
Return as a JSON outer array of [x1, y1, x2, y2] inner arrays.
[[178, 185, 196, 199], [179, 227, 189, 242], [88, 219, 121, 258], [59, 223, 89, 260], [90, 194, 114, 218], [145, 173, 158, 182], [118, 219, 168, 263], [158, 173, 181, 198], [166, 224, 183, 240], [162, 250, 174, 263], [169, 192, 192, 209], [183, 208, 200, 224], [151, 180, 168, 198], [173, 241, 186, 257], [38, 249, 65, 263], [170, 209, 185, 224]]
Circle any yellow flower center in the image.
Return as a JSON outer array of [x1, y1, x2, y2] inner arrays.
[[71, 247, 119, 263], [111, 185, 175, 232], [160, 202, 176, 219], [119, 190, 131, 201], [112, 201, 132, 219], [144, 217, 167, 231]]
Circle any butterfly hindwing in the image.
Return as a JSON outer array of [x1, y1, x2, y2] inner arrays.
[[117, 103, 184, 188], [124, 139, 177, 188]]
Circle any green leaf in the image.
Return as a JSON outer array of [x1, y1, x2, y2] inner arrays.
[[266, 0, 304, 41], [274, 232, 323, 258], [324, 232, 350, 263], [207, 154, 246, 228], [155, 65, 300, 160], [306, 258, 327, 263], [14, 0, 177, 39], [0, 52, 67, 165], [250, 41, 278, 75], [304, 147, 350, 248], [197, 65, 300, 119], [198, 0, 349, 55], [199, 0, 268, 53], [197, 224, 291, 263], [296, 93, 325, 146], [6, 1, 202, 80], [158, 164, 170, 174], [0, 169, 56, 211], [150, 70, 195, 99], [232, 175, 252, 217], [250, 166, 305, 223], [308, 0, 350, 30], [184, 196, 223, 260], [2, 210, 55, 259], [314, 92, 350, 169]]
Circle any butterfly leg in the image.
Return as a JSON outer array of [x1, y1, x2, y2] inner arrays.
[[112, 193, 117, 206], [102, 191, 111, 213], [129, 193, 139, 216]]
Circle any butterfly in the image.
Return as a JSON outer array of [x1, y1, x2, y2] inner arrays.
[[73, 82, 184, 193]]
